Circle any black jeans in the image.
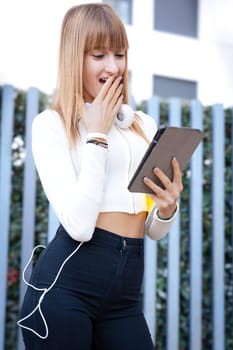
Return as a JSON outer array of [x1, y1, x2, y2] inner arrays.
[[20, 226, 154, 349]]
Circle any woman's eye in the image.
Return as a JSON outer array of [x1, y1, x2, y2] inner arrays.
[[115, 53, 125, 58], [93, 54, 104, 59]]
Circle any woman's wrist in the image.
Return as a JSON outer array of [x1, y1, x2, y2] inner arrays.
[[155, 202, 179, 222]]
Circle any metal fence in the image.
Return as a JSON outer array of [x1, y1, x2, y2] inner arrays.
[[0, 85, 231, 350]]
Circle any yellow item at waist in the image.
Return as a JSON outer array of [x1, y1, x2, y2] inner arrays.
[[146, 194, 155, 212]]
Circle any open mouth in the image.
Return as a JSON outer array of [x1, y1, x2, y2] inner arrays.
[[99, 77, 109, 84]]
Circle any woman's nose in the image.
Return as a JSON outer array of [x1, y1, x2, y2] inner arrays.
[[105, 57, 119, 75]]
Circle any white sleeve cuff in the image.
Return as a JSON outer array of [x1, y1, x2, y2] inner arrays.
[[154, 202, 179, 223], [145, 202, 179, 240]]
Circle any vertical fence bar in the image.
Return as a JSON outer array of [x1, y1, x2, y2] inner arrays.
[[0, 85, 14, 350], [47, 205, 59, 243], [212, 104, 225, 350], [17, 88, 39, 350], [189, 100, 203, 350], [166, 98, 181, 350], [143, 96, 160, 344], [232, 108, 233, 318], [129, 94, 136, 111]]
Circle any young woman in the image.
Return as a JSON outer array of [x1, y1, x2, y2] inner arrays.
[[18, 3, 183, 349]]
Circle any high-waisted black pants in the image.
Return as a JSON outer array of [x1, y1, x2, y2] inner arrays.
[[19, 225, 154, 349]]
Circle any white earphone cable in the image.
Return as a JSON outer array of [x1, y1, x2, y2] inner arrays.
[[17, 241, 84, 339]]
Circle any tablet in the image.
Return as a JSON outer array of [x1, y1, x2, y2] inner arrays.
[[128, 125, 203, 194]]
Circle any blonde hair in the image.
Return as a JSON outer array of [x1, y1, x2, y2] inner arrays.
[[53, 3, 148, 146]]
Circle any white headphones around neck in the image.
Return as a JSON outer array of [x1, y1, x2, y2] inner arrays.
[[115, 104, 134, 129], [85, 103, 134, 129]]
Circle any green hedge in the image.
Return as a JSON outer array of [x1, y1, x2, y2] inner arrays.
[[1, 87, 232, 349]]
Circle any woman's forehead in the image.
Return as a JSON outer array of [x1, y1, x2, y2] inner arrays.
[[84, 25, 128, 52]]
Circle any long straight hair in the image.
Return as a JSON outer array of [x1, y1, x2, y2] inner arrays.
[[53, 3, 148, 146]]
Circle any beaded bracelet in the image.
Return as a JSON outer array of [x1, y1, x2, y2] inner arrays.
[[86, 139, 108, 149], [87, 132, 107, 141]]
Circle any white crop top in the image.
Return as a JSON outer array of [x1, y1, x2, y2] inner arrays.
[[32, 109, 178, 242]]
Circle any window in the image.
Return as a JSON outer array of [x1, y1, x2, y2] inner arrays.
[[153, 75, 197, 100], [154, 0, 198, 37], [104, 0, 132, 24]]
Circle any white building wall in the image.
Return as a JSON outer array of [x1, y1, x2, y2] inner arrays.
[[0, 0, 95, 94], [0, 0, 232, 107], [198, 0, 233, 107], [128, 0, 233, 107]]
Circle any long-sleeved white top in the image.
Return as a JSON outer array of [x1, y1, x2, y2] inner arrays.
[[31, 109, 178, 242]]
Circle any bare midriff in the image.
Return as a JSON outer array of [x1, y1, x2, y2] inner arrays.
[[96, 211, 147, 238]]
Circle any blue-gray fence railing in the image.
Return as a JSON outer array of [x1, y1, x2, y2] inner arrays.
[[212, 104, 225, 350], [0, 85, 230, 350], [189, 100, 203, 350], [0, 85, 14, 350]]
